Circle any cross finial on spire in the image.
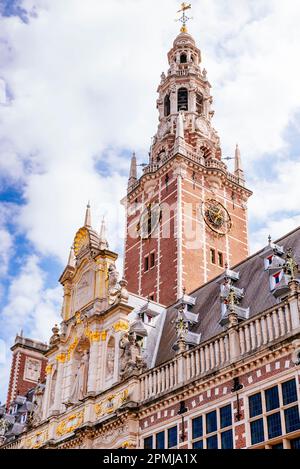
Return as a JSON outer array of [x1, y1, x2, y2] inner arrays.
[[176, 3, 192, 33]]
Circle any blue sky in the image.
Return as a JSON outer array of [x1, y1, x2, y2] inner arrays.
[[0, 0, 300, 403]]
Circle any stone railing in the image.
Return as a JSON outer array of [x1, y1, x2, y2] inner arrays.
[[140, 292, 300, 402], [129, 148, 247, 193]]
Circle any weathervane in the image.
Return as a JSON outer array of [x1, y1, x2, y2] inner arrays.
[[176, 3, 193, 33]]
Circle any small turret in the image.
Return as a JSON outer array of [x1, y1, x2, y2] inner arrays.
[[67, 245, 76, 268], [128, 152, 137, 189], [99, 217, 109, 251], [234, 144, 245, 185]]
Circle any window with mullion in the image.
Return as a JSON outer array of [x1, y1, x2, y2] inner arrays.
[[267, 412, 282, 439], [284, 406, 300, 433], [248, 377, 300, 446], [282, 379, 298, 406], [265, 386, 280, 412]]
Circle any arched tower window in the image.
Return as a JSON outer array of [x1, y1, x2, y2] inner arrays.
[[178, 88, 188, 112], [180, 53, 187, 64], [164, 94, 170, 117], [196, 92, 204, 115]]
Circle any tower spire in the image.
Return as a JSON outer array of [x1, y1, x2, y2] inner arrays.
[[128, 152, 137, 189], [84, 202, 92, 228], [99, 217, 109, 251], [234, 144, 245, 185]]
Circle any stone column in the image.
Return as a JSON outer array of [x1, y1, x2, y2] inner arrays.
[[42, 364, 53, 419], [228, 310, 241, 362], [87, 336, 100, 394]]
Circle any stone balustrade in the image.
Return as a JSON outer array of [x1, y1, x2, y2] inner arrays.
[[140, 295, 299, 402]]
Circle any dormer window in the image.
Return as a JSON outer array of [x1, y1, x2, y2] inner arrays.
[[164, 94, 170, 117], [180, 53, 187, 63], [270, 271, 283, 290], [178, 88, 188, 111]]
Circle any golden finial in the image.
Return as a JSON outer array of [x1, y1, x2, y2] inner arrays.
[[176, 3, 192, 33]]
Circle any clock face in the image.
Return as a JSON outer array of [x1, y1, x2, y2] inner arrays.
[[202, 199, 232, 236], [137, 203, 161, 239]]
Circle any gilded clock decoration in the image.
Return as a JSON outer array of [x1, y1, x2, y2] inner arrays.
[[202, 199, 232, 236]]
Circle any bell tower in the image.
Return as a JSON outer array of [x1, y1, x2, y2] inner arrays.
[[123, 8, 252, 307]]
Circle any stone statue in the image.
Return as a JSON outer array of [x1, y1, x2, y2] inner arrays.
[[119, 332, 146, 378], [69, 350, 89, 403], [0, 418, 9, 436], [107, 264, 129, 305], [106, 344, 115, 380], [29, 382, 45, 427], [284, 248, 298, 280], [108, 264, 121, 305]]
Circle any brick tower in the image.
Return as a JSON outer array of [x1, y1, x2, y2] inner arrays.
[[123, 24, 252, 307], [6, 334, 48, 409]]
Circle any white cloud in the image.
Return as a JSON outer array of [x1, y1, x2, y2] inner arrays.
[[0, 255, 61, 401], [0, 229, 13, 277]]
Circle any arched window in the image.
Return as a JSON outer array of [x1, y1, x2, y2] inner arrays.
[[178, 88, 188, 112], [180, 53, 187, 64], [164, 94, 170, 117], [196, 92, 204, 115]]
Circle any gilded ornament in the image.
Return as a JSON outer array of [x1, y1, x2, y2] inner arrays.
[[56, 411, 84, 437], [85, 326, 101, 342], [94, 389, 129, 417], [67, 337, 79, 360], [56, 353, 67, 363], [75, 312, 82, 324], [45, 364, 53, 375], [101, 330, 108, 341], [113, 320, 129, 333]]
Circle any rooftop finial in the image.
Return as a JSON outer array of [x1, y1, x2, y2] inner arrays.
[[99, 216, 109, 251], [268, 235, 272, 246], [84, 202, 92, 228], [176, 3, 192, 33], [67, 245, 76, 267], [128, 152, 137, 189]]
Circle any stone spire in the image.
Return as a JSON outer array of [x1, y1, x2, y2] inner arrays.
[[99, 217, 109, 251], [128, 152, 137, 189], [84, 202, 92, 228], [67, 245, 76, 268], [174, 111, 187, 156], [234, 145, 245, 185]]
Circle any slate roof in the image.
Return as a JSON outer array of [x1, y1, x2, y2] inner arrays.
[[155, 226, 300, 366]]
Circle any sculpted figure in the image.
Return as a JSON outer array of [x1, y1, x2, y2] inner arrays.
[[119, 332, 146, 377], [106, 342, 115, 380], [108, 264, 121, 305], [29, 383, 45, 427], [69, 350, 89, 403]]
